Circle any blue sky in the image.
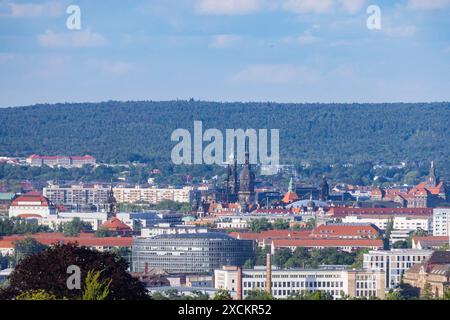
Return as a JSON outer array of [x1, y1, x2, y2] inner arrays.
[[0, 0, 450, 107]]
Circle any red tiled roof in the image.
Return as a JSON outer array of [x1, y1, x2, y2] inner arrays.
[[11, 191, 50, 207], [310, 224, 380, 238], [282, 191, 299, 204], [272, 238, 384, 248], [229, 230, 311, 242], [0, 240, 15, 248], [101, 218, 132, 231], [1, 234, 132, 247]]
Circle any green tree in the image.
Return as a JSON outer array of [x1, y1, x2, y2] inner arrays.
[[95, 227, 114, 238], [213, 289, 233, 300], [249, 218, 272, 233], [287, 291, 334, 300], [272, 248, 292, 269], [0, 243, 149, 300], [82, 269, 112, 300], [14, 237, 47, 265], [244, 289, 274, 300], [63, 217, 93, 236], [16, 289, 57, 300], [385, 290, 403, 300], [272, 220, 289, 230], [420, 282, 434, 300]]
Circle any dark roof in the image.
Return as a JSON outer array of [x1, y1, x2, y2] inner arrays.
[[428, 251, 450, 265]]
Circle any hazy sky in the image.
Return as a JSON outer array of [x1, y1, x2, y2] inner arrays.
[[1, 0, 450, 107]]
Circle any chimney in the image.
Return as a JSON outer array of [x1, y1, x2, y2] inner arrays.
[[266, 254, 272, 294], [236, 267, 243, 301]]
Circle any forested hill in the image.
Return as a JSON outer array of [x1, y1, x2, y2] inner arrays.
[[0, 101, 449, 169]]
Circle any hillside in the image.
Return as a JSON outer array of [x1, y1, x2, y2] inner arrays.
[[0, 101, 449, 172]]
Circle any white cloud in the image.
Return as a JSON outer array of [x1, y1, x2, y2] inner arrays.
[[283, 0, 334, 13], [195, 0, 261, 15], [407, 0, 450, 10], [233, 64, 320, 84], [339, 0, 366, 14], [385, 25, 417, 38], [0, 1, 64, 17], [210, 34, 242, 48], [37, 29, 107, 48]]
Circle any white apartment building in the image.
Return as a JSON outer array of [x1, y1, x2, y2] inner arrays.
[[214, 266, 385, 300], [363, 249, 433, 289], [113, 186, 195, 204], [433, 207, 450, 236], [343, 215, 432, 232], [44, 184, 109, 206]]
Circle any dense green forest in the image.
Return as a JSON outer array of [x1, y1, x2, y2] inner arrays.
[[0, 101, 449, 180]]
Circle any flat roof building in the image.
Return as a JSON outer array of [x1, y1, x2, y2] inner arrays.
[[131, 233, 255, 275]]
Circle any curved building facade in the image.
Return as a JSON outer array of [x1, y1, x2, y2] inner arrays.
[[131, 233, 255, 274]]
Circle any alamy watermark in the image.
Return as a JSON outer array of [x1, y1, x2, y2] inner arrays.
[[171, 121, 280, 175]]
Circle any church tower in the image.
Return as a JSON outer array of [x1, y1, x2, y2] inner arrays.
[[238, 140, 255, 211], [106, 185, 118, 220], [320, 176, 330, 201], [427, 161, 439, 187]]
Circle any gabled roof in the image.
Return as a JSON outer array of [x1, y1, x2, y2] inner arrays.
[[101, 217, 132, 231], [11, 191, 51, 207]]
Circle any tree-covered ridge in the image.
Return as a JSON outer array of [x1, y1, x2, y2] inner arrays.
[[0, 101, 448, 169]]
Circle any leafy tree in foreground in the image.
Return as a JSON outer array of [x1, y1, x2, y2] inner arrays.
[[16, 289, 57, 300], [82, 270, 112, 301], [244, 289, 274, 300], [0, 243, 150, 300], [213, 289, 233, 301]]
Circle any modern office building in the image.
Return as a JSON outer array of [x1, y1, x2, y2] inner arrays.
[[131, 233, 255, 274], [214, 265, 385, 300], [363, 249, 433, 289]]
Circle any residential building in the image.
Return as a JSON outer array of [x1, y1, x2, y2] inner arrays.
[[131, 233, 255, 274], [113, 186, 196, 204], [27, 155, 96, 168], [412, 236, 449, 249], [433, 207, 450, 236], [310, 223, 381, 239], [271, 238, 384, 254], [363, 249, 433, 289], [342, 214, 432, 232], [43, 184, 109, 207]]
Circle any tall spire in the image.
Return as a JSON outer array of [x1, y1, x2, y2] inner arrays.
[[288, 177, 294, 192], [244, 138, 250, 165], [428, 160, 438, 186]]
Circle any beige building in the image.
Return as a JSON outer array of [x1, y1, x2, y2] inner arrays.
[[113, 186, 195, 204], [403, 251, 450, 298], [214, 265, 385, 300]]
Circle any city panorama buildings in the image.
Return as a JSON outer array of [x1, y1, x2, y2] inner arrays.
[[131, 233, 255, 274]]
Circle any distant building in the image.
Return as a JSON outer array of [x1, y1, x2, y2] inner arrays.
[[433, 207, 450, 236], [113, 186, 196, 204], [363, 249, 433, 289], [214, 265, 386, 300], [271, 238, 384, 254], [131, 233, 255, 274], [0, 192, 15, 215], [411, 236, 449, 250], [403, 251, 450, 298], [8, 191, 57, 219], [140, 225, 209, 238], [44, 184, 109, 207], [310, 223, 381, 240], [27, 155, 96, 168]]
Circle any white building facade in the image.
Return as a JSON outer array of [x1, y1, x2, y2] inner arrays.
[[363, 249, 433, 289], [433, 208, 450, 236]]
